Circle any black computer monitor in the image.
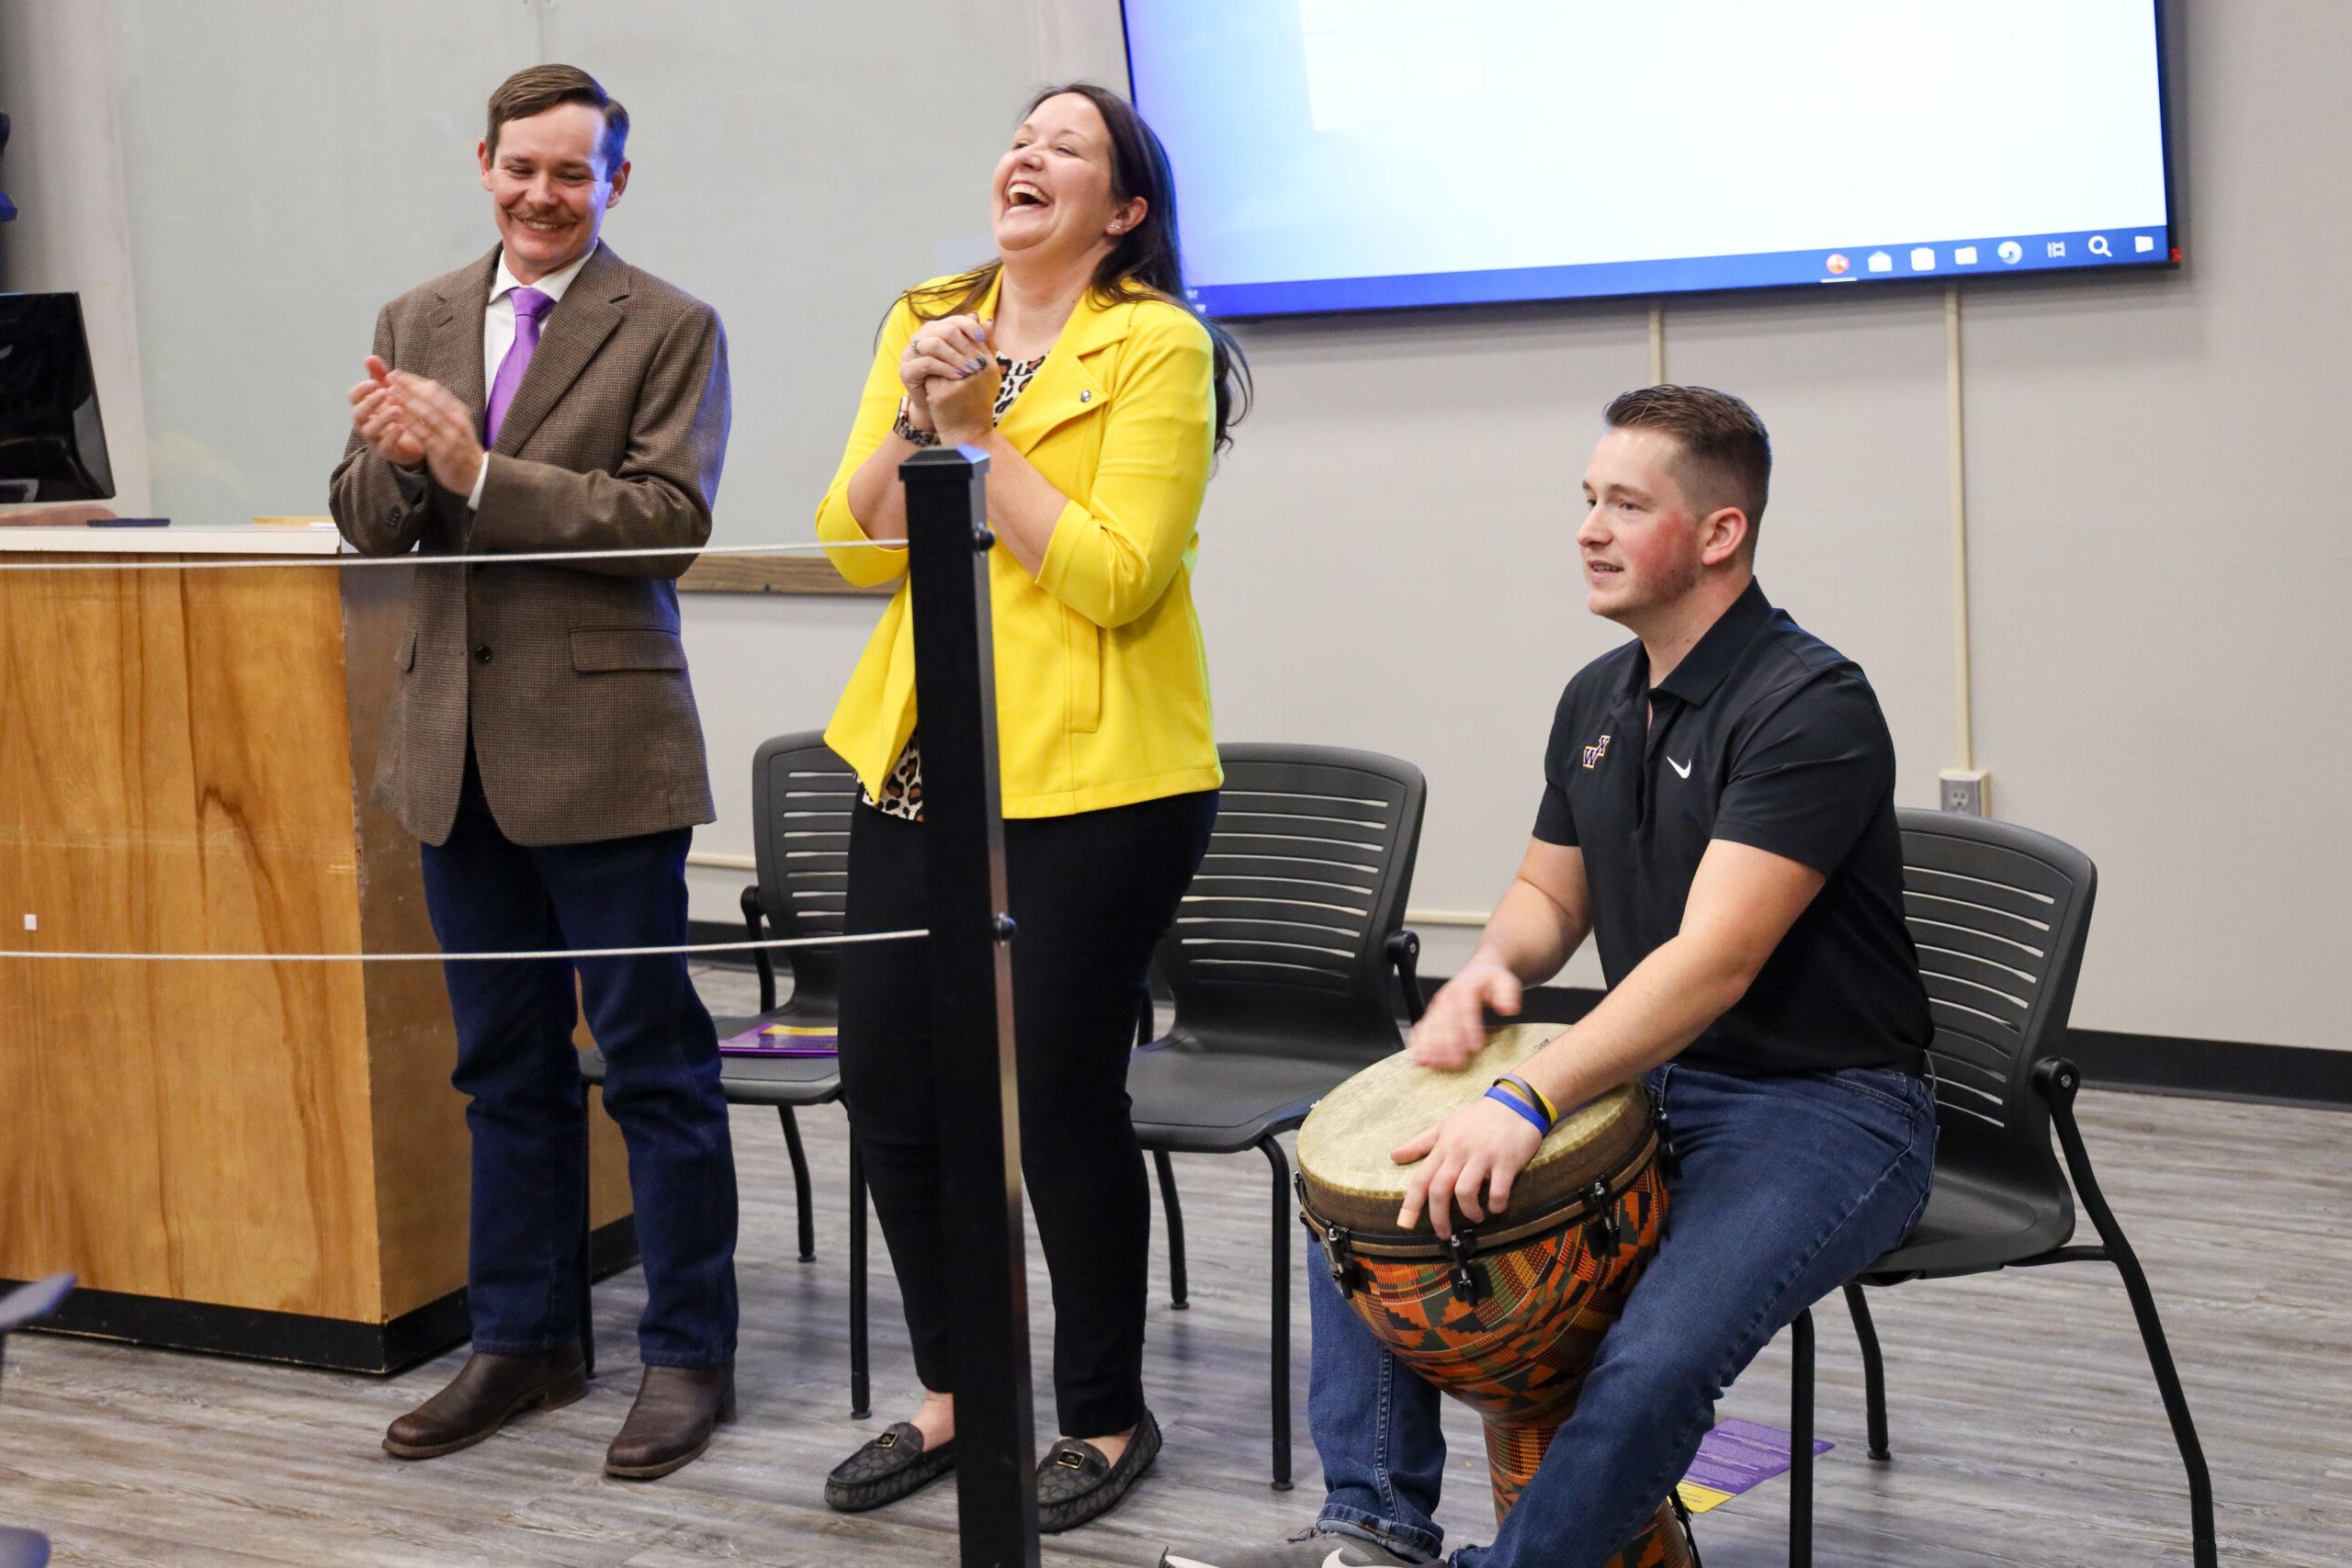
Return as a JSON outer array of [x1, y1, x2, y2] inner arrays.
[[0, 292, 116, 502], [0, 110, 17, 222]]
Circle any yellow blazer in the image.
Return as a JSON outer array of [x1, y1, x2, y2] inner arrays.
[[817, 274, 1223, 817]]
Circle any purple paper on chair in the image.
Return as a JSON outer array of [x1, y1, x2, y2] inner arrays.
[[718, 1021, 839, 1057]]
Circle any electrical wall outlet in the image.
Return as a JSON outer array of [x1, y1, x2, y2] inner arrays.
[[1939, 768, 1990, 817]]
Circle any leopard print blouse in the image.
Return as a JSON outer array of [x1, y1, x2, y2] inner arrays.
[[865, 349, 1048, 821]]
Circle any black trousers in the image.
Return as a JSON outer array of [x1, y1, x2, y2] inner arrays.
[[838, 788, 1217, 1438]]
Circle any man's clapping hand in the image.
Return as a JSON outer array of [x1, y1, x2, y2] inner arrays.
[[346, 355, 424, 468], [390, 370, 490, 498]]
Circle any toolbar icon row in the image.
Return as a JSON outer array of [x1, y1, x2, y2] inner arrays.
[[1826, 234, 2162, 276]]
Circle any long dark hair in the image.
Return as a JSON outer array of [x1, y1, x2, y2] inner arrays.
[[908, 81, 1251, 451]]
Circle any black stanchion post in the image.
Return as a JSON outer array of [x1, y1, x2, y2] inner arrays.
[[900, 445, 1038, 1568]]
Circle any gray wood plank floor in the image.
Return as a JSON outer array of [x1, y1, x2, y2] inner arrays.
[[1, 964, 2345, 1566]]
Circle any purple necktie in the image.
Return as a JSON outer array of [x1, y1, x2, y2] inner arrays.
[[483, 286, 553, 446]]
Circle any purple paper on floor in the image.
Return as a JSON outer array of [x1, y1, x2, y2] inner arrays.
[[1676, 1418, 1833, 1514]]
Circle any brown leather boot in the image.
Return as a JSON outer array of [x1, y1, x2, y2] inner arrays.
[[604, 1363, 735, 1479], [382, 1348, 587, 1460]]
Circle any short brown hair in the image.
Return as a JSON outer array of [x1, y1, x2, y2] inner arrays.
[[486, 64, 628, 176], [1603, 385, 1771, 538]]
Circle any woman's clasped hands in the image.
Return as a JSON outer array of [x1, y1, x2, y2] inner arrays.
[[899, 313, 1001, 445]]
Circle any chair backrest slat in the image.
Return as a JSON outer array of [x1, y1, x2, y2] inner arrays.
[[1157, 744, 1428, 1064], [1896, 808, 2098, 1209], [751, 733, 862, 1008]]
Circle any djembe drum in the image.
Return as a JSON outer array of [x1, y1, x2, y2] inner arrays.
[[1295, 1025, 1690, 1568]]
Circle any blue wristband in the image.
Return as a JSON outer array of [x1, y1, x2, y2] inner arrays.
[[1495, 1072, 1558, 1125], [1484, 1085, 1552, 1139]]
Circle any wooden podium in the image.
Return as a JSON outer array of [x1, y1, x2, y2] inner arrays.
[[0, 526, 634, 1371]]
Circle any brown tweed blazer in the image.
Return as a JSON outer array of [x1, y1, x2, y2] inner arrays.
[[329, 243, 729, 848]]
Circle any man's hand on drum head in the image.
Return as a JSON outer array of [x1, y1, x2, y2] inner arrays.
[[1408, 960, 1524, 1070], [1391, 1097, 1544, 1238]]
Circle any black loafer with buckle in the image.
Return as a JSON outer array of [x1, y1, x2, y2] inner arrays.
[[823, 1422, 957, 1513], [1035, 1408, 1161, 1534]]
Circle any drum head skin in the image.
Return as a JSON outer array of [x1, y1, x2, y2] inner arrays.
[[1297, 1023, 1652, 1239]]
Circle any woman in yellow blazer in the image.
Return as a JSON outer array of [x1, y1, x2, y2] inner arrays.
[[814, 83, 1249, 1532]]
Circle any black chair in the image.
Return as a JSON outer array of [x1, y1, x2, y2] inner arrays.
[[0, 1272, 74, 1568], [1785, 809, 2213, 1567], [580, 732, 874, 1415], [1129, 744, 1429, 1489]]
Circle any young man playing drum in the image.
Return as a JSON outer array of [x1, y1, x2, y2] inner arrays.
[[1161, 386, 1938, 1568]]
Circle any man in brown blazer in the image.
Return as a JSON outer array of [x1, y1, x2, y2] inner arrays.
[[328, 63, 738, 1481]]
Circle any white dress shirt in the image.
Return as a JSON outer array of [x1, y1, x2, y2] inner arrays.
[[466, 245, 593, 508]]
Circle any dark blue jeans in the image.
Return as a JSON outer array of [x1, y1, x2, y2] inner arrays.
[[1310, 1062, 1936, 1568], [419, 756, 738, 1369]]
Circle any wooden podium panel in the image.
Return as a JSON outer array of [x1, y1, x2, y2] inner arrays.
[[0, 536, 633, 1370]]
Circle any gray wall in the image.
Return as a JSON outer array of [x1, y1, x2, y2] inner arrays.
[[732, 0, 2352, 1055], [74, 0, 1037, 527], [0, 0, 153, 513], [24, 0, 2349, 1055]]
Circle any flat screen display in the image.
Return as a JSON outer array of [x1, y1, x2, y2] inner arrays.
[[1122, 1, 2176, 317], [0, 292, 115, 502]]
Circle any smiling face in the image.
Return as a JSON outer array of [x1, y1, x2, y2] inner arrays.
[[1577, 425, 1743, 627], [478, 102, 628, 283], [990, 93, 1144, 271]]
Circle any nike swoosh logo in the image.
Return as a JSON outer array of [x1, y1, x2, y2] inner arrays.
[[1668, 757, 1692, 779]]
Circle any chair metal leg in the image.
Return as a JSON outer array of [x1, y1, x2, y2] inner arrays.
[[1843, 1281, 1890, 1461], [778, 1106, 816, 1261], [2044, 1066, 2216, 1568], [1789, 1307, 1815, 1568], [1154, 1148, 1190, 1309], [2098, 1242, 2218, 1568], [1259, 1134, 1294, 1491], [849, 1134, 872, 1419], [577, 1128, 597, 1380]]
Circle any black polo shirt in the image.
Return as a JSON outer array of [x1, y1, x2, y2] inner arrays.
[[1533, 580, 1930, 1077]]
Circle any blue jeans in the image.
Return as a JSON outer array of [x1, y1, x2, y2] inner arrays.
[[1310, 1062, 1936, 1568], [420, 752, 739, 1369]]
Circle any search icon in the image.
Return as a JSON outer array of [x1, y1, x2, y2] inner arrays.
[[2088, 234, 2113, 257]]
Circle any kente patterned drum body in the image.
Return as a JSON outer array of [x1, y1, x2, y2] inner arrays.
[[1295, 1025, 1691, 1568]]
